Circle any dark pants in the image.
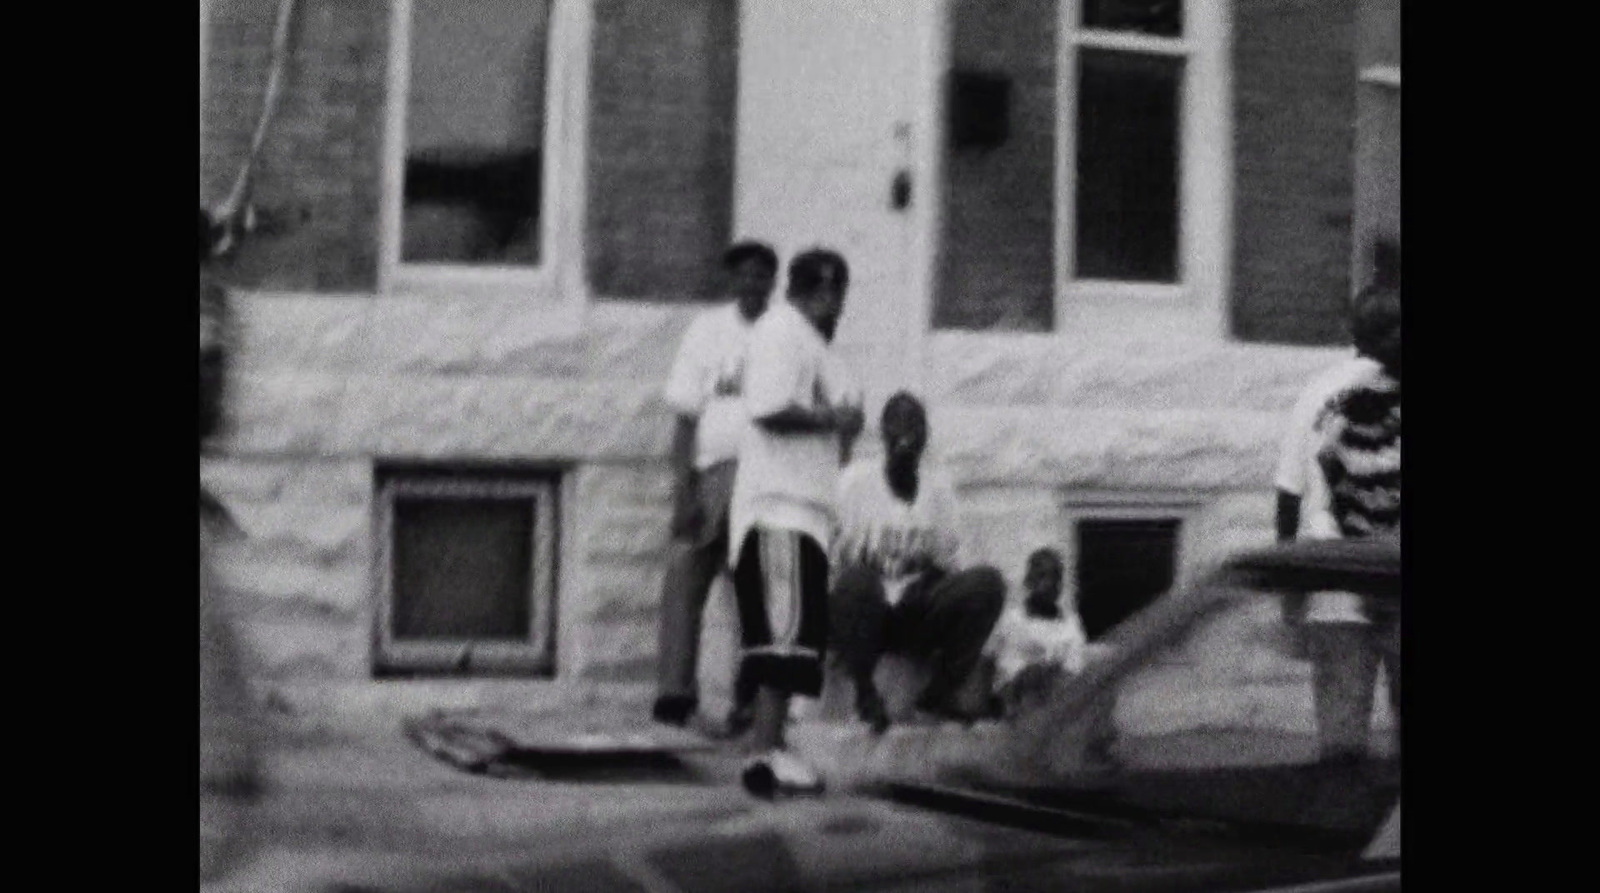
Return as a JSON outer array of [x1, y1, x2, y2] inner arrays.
[[655, 462, 753, 708], [829, 563, 1006, 709], [732, 529, 832, 698]]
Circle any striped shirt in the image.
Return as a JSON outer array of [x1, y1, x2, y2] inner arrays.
[[1310, 371, 1400, 540]]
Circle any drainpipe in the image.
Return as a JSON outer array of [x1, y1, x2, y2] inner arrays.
[[209, 0, 300, 255]]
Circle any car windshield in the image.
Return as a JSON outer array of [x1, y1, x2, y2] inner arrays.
[[930, 544, 1401, 852]]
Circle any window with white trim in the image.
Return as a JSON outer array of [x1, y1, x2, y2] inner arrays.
[[935, 0, 1227, 332], [374, 466, 561, 677], [385, 0, 567, 283], [382, 0, 739, 302]]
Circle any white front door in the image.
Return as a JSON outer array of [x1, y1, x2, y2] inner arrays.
[[734, 0, 946, 422]]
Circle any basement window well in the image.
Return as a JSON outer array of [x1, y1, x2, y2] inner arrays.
[[1075, 516, 1183, 640], [374, 465, 561, 677]]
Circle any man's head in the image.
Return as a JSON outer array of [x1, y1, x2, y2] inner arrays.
[[722, 241, 778, 320], [881, 391, 929, 469], [1023, 548, 1066, 617], [1350, 285, 1401, 379], [786, 249, 850, 341]]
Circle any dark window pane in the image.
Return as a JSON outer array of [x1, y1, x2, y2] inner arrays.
[[1082, 0, 1184, 38], [1074, 49, 1181, 282], [1075, 517, 1180, 639], [402, 0, 550, 265], [586, 0, 738, 299], [392, 497, 536, 640]]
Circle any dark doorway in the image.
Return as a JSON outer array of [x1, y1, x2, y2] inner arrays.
[[1075, 518, 1181, 639]]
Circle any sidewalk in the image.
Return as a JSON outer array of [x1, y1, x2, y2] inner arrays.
[[203, 714, 1046, 893]]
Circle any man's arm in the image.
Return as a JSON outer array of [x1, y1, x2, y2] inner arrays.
[[1273, 376, 1327, 542], [744, 324, 858, 434], [753, 403, 847, 434]]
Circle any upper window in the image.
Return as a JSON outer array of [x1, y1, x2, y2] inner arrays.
[[935, 0, 1227, 332], [383, 0, 738, 302], [392, 0, 557, 272]]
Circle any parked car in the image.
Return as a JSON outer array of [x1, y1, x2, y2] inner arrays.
[[204, 538, 1400, 892]]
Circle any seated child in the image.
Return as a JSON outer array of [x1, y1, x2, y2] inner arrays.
[[987, 548, 1089, 716]]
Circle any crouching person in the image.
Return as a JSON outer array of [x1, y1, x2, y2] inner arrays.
[[987, 547, 1090, 718], [829, 392, 1005, 734]]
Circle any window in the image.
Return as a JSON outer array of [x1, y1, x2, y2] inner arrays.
[[382, 0, 739, 303], [1058, 495, 1200, 638], [1076, 517, 1181, 639], [934, 0, 1228, 332], [382, 0, 590, 300], [374, 467, 560, 676]]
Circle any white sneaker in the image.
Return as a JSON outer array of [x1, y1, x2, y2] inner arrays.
[[742, 749, 826, 799]]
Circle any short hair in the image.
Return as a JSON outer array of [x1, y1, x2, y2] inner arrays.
[[1027, 547, 1064, 571], [788, 248, 850, 294], [881, 390, 927, 429], [722, 241, 778, 274], [1350, 285, 1400, 355]]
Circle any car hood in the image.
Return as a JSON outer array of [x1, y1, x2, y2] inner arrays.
[[221, 782, 1394, 893]]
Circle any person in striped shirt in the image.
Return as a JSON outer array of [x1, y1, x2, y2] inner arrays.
[[1301, 285, 1401, 762]]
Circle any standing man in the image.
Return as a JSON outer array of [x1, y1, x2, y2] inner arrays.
[[829, 391, 1006, 733], [1301, 286, 1401, 762], [1273, 288, 1387, 646], [730, 249, 863, 796], [653, 242, 780, 733]]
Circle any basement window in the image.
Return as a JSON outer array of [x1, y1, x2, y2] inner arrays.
[[1075, 516, 1182, 640], [374, 465, 560, 677]]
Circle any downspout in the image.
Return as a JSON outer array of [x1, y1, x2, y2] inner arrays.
[[207, 0, 300, 256]]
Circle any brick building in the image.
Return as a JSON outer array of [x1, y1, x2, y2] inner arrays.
[[199, 0, 1400, 733]]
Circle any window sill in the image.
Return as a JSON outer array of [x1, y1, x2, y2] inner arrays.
[[381, 264, 587, 334]]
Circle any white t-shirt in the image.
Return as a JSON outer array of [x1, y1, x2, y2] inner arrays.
[[662, 303, 761, 470], [1274, 355, 1382, 503], [988, 606, 1089, 686], [833, 459, 963, 606], [729, 300, 856, 562]]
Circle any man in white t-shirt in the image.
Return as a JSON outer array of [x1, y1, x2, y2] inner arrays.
[[652, 242, 779, 731], [830, 392, 1005, 733], [730, 249, 863, 796]]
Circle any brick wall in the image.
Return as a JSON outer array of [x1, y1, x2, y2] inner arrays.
[[201, 0, 388, 292], [1230, 0, 1359, 346], [585, 0, 738, 300], [201, 0, 738, 302], [933, 0, 1058, 332]]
